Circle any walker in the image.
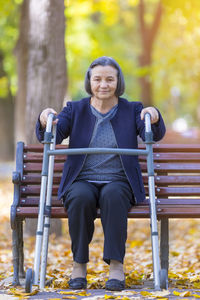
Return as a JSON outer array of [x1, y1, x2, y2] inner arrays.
[[25, 113, 168, 292]]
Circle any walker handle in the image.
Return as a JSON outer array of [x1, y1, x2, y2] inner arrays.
[[144, 113, 152, 133], [46, 113, 56, 133]]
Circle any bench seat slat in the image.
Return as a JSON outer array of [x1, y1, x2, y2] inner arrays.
[[20, 186, 59, 196], [20, 198, 63, 206], [23, 162, 64, 173], [20, 185, 200, 197], [22, 175, 61, 184], [22, 162, 200, 173], [21, 175, 200, 186], [16, 205, 200, 219], [19, 197, 200, 207], [155, 163, 200, 173], [24, 153, 67, 163], [144, 175, 200, 185], [24, 152, 200, 163], [155, 187, 200, 196], [140, 153, 200, 162], [152, 144, 200, 152], [24, 144, 67, 152]]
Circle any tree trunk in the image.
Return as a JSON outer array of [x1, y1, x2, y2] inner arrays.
[[138, 0, 162, 107], [26, 0, 67, 144], [15, 0, 67, 235], [138, 53, 152, 107], [0, 97, 14, 161], [14, 0, 29, 144]]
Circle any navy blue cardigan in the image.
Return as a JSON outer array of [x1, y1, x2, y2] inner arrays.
[[36, 97, 166, 203]]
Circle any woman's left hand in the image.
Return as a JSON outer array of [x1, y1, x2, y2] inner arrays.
[[140, 107, 159, 124]]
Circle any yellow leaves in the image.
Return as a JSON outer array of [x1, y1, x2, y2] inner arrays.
[[104, 292, 137, 299], [140, 291, 152, 297], [59, 290, 91, 297], [170, 251, 180, 257], [77, 291, 91, 297], [128, 0, 139, 6], [104, 295, 116, 299], [125, 270, 144, 287], [168, 271, 180, 279], [173, 290, 200, 298], [193, 282, 200, 289], [2, 184, 200, 298], [140, 290, 170, 298], [173, 290, 192, 297], [8, 287, 39, 298], [192, 293, 200, 298], [52, 278, 69, 289], [0, 76, 9, 98], [130, 240, 143, 248]]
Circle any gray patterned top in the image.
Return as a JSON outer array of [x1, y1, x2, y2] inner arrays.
[[76, 104, 128, 183]]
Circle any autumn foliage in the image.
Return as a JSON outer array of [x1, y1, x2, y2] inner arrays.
[[1, 179, 200, 298]]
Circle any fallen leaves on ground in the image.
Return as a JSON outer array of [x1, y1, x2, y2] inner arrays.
[[1, 179, 200, 298], [8, 286, 39, 298]]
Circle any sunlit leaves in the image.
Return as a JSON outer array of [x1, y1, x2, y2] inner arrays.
[[0, 0, 21, 96], [1, 0, 200, 126], [8, 287, 39, 297], [0, 77, 9, 98], [153, 0, 200, 125], [141, 290, 170, 298], [65, 0, 140, 100], [64, 0, 200, 126], [2, 180, 200, 298]]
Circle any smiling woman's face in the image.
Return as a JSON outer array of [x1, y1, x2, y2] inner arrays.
[[90, 65, 118, 102]]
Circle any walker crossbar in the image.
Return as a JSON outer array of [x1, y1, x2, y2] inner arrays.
[[47, 148, 148, 156]]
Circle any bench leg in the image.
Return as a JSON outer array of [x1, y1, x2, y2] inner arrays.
[[160, 218, 169, 273], [12, 221, 20, 286], [19, 220, 25, 278], [12, 219, 25, 285]]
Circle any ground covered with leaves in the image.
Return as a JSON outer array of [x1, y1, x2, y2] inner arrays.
[[1, 179, 200, 299]]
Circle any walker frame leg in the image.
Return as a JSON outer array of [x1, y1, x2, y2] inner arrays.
[[40, 126, 56, 289], [145, 113, 167, 290], [25, 114, 55, 291]]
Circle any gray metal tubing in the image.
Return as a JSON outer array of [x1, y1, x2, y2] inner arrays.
[[145, 113, 161, 290], [145, 113, 151, 133], [36, 113, 161, 290], [47, 114, 150, 157], [40, 124, 57, 289], [149, 175, 160, 290], [48, 148, 148, 156], [33, 113, 55, 285]]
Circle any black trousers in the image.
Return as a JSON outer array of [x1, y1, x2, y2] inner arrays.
[[64, 180, 134, 264]]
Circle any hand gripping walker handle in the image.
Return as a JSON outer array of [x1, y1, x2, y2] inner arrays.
[[144, 112, 152, 133], [46, 113, 56, 133], [144, 113, 153, 144]]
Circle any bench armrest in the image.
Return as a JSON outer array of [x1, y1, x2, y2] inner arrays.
[[10, 142, 24, 230]]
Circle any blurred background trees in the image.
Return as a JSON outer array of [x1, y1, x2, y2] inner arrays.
[[1, 0, 200, 160]]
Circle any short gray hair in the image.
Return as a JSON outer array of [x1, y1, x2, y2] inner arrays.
[[85, 56, 125, 97]]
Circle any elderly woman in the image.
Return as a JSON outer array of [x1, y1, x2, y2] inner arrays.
[[36, 56, 166, 291]]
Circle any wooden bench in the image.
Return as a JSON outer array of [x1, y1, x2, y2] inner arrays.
[[11, 142, 200, 286]]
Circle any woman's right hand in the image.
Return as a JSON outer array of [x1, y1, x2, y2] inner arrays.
[[39, 108, 58, 129]]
